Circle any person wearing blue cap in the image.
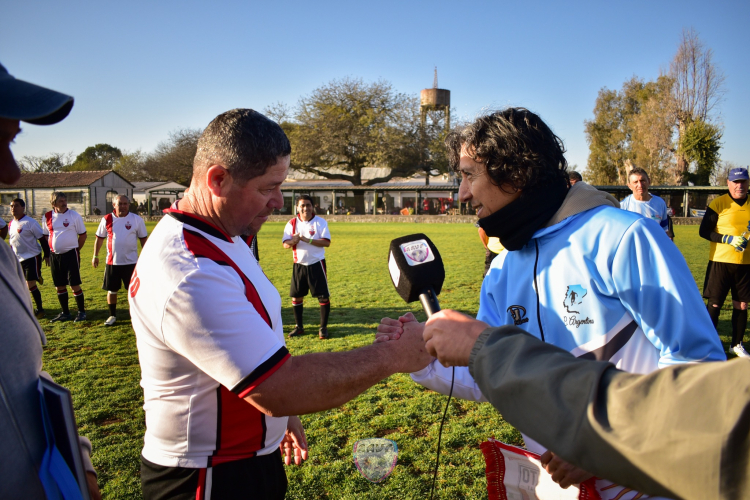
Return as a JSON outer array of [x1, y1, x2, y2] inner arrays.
[[0, 61, 101, 499], [700, 166, 750, 357]]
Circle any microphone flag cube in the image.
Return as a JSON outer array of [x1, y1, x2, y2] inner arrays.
[[388, 234, 445, 303]]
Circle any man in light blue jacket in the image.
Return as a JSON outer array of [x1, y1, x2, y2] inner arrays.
[[378, 107, 726, 489]]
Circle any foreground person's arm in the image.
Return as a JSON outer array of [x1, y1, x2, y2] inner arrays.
[[469, 326, 750, 500]]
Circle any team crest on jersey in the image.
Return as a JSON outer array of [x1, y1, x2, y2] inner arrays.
[[563, 285, 587, 314], [126, 223, 132, 230], [507, 305, 529, 325], [309, 230, 315, 236], [17, 226, 22, 233], [63, 219, 70, 227], [399, 239, 434, 266]]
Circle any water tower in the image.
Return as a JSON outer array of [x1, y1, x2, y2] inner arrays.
[[420, 67, 450, 132]]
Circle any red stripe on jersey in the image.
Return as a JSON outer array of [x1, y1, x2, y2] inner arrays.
[[236, 350, 291, 398], [44, 211, 54, 253], [182, 228, 282, 462], [105, 213, 114, 265], [290, 217, 298, 263], [165, 208, 234, 242], [182, 229, 272, 326]]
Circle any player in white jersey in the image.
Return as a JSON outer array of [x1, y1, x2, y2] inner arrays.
[[130, 109, 430, 499], [9, 197, 50, 317], [620, 167, 671, 240], [93, 194, 147, 326], [282, 195, 332, 339], [43, 191, 88, 322]]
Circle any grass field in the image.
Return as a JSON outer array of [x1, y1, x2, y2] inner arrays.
[[34, 222, 738, 499]]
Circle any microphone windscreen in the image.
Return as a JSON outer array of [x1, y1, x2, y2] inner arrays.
[[388, 234, 445, 303]]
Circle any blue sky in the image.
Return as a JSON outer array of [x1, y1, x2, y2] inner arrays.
[[3, 0, 748, 174]]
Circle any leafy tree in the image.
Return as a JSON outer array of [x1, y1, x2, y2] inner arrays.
[[711, 160, 739, 187], [680, 118, 722, 185], [584, 76, 674, 185], [141, 128, 201, 186], [113, 150, 147, 182], [68, 143, 123, 171], [18, 152, 73, 173], [278, 78, 450, 187]]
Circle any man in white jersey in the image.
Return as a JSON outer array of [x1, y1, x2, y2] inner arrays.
[[93, 194, 147, 326], [620, 167, 672, 240], [282, 194, 332, 339], [130, 108, 431, 499], [43, 191, 88, 322], [9, 197, 50, 317]]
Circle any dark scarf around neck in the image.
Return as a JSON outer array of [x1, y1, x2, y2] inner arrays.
[[477, 181, 568, 251]]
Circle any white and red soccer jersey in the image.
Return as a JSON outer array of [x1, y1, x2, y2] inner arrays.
[[9, 215, 44, 262], [282, 215, 331, 265], [42, 209, 86, 254], [129, 209, 289, 468], [95, 212, 147, 265]]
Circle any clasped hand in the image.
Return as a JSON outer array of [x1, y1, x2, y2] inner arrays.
[[375, 310, 490, 368]]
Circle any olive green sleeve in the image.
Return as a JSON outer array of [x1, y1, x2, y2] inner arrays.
[[468, 326, 750, 500]]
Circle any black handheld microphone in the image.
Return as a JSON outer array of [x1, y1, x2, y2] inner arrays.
[[388, 234, 445, 317]]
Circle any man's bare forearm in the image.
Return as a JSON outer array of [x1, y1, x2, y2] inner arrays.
[[93, 236, 105, 256], [248, 338, 429, 417]]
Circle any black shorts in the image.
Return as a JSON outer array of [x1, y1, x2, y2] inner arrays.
[[20, 254, 43, 282], [141, 450, 287, 500], [290, 260, 329, 298], [703, 261, 750, 303], [102, 264, 136, 292], [50, 249, 81, 287]]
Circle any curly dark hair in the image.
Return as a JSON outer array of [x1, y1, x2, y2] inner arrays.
[[446, 108, 568, 192]]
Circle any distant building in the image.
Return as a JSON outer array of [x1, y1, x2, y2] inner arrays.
[[132, 181, 187, 214], [0, 171, 134, 217]]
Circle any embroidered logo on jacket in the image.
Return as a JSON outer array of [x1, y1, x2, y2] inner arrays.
[[507, 305, 529, 326], [563, 285, 587, 314]]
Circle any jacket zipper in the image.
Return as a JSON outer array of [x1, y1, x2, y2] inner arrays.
[[533, 239, 545, 342]]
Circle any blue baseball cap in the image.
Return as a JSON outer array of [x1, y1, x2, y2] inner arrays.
[[0, 62, 74, 125], [729, 168, 750, 182]]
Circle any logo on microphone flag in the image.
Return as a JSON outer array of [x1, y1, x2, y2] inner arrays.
[[399, 239, 435, 266], [353, 438, 398, 483]]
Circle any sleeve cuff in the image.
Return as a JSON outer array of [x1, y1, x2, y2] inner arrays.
[[468, 329, 494, 379]]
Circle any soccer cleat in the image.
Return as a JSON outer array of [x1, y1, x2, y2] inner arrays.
[[34, 308, 45, 319], [732, 344, 750, 358], [288, 326, 305, 338], [73, 311, 87, 322], [50, 312, 71, 323], [104, 316, 117, 326], [318, 327, 329, 340]]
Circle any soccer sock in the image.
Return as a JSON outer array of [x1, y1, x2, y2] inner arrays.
[[30, 286, 43, 310], [319, 300, 330, 328], [292, 300, 304, 328], [73, 290, 85, 312], [109, 302, 117, 317], [58, 291, 70, 314], [731, 308, 747, 346], [707, 303, 722, 329]]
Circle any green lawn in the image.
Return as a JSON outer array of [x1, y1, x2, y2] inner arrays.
[[34, 222, 734, 499]]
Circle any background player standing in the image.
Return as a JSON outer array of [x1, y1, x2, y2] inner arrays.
[[700, 167, 750, 357], [282, 194, 332, 339], [44, 191, 88, 322], [92, 194, 148, 326], [9, 197, 50, 317], [620, 167, 672, 240]]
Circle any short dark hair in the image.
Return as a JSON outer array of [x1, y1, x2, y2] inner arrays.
[[446, 107, 568, 192], [194, 109, 291, 183], [296, 194, 313, 205], [568, 171, 583, 182], [628, 167, 650, 182], [11, 197, 24, 207]]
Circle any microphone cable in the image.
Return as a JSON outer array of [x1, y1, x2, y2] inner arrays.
[[429, 366, 455, 500]]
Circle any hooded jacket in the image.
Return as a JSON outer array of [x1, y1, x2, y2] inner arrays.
[[411, 182, 726, 453]]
